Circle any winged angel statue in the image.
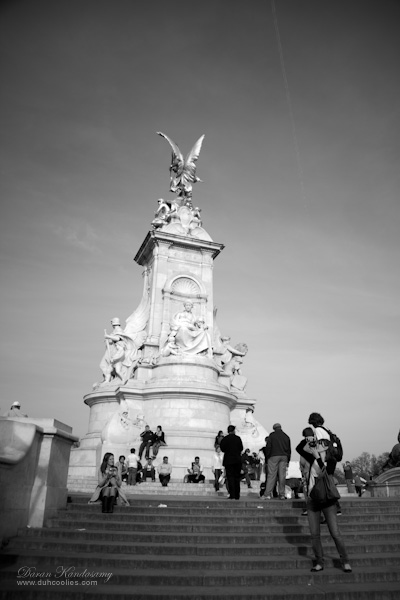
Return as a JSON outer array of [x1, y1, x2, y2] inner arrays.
[[157, 132, 205, 203]]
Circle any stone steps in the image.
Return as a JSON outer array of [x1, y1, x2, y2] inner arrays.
[[68, 479, 252, 496], [1, 496, 400, 599]]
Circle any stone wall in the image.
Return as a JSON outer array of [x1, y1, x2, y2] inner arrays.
[[0, 417, 78, 544]]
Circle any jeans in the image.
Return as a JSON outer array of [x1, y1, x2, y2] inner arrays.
[[159, 473, 170, 486], [139, 441, 152, 460], [142, 467, 156, 481], [307, 499, 349, 566], [265, 456, 288, 498], [214, 469, 222, 491], [127, 467, 137, 485]]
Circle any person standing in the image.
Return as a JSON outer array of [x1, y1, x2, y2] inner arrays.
[[343, 461, 355, 493], [2, 401, 28, 417], [297, 412, 351, 573], [219, 425, 243, 500], [354, 474, 365, 497], [126, 448, 139, 486], [264, 423, 291, 500], [212, 446, 224, 491], [241, 449, 253, 489]]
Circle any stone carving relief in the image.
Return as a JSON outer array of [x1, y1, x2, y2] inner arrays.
[[162, 301, 212, 358], [101, 402, 145, 444]]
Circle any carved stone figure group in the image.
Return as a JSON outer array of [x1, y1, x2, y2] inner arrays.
[[98, 304, 248, 391]]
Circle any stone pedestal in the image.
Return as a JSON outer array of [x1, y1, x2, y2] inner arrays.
[[0, 417, 77, 544], [68, 223, 263, 487]]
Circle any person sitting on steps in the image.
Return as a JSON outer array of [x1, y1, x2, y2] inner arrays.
[[89, 452, 129, 513], [187, 457, 205, 483]]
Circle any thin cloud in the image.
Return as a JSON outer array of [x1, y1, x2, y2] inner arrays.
[[52, 222, 101, 254]]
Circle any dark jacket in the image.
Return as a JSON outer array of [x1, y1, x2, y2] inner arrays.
[[265, 429, 291, 462], [140, 430, 154, 443], [220, 433, 243, 466]]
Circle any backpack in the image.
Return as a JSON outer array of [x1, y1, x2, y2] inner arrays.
[[321, 426, 343, 462]]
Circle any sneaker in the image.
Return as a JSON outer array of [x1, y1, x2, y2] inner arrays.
[[337, 510, 342, 516], [301, 510, 308, 516], [343, 563, 352, 573]]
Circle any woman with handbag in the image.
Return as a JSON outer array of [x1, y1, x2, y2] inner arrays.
[[296, 415, 351, 574]]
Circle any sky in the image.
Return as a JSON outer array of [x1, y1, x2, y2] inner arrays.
[[1, 0, 399, 461]]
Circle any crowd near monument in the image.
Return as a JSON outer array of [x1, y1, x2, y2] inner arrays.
[[68, 133, 269, 482]]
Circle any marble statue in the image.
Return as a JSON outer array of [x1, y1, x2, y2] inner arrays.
[[157, 132, 204, 203], [99, 318, 133, 384], [151, 199, 172, 228], [217, 338, 248, 391], [172, 301, 211, 356], [96, 270, 150, 388], [220, 338, 248, 374], [160, 327, 182, 357]]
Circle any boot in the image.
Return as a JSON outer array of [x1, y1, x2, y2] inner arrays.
[[107, 496, 114, 513], [101, 496, 107, 513]]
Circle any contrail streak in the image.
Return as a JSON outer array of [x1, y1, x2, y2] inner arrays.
[[271, 0, 306, 203]]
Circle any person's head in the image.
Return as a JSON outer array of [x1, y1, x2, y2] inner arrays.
[[227, 425, 235, 434], [119, 455, 125, 463], [194, 456, 200, 463], [157, 425, 162, 432], [272, 423, 282, 431], [302, 427, 314, 445], [11, 401, 21, 409], [217, 430, 223, 436], [245, 448, 250, 454], [264, 436, 269, 443], [101, 453, 114, 473], [184, 301, 193, 311], [215, 445, 221, 454], [145, 425, 150, 431], [147, 458, 153, 463], [130, 448, 136, 454], [308, 412, 325, 427], [163, 456, 168, 463], [111, 317, 120, 327]]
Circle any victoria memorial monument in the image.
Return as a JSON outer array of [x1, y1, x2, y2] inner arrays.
[[68, 133, 268, 482]]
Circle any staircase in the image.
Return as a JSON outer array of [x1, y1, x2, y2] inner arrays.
[[67, 477, 255, 496], [1, 494, 400, 599]]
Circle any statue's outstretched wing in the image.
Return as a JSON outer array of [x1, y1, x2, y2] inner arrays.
[[183, 135, 205, 182], [157, 132, 184, 176], [124, 270, 150, 345]]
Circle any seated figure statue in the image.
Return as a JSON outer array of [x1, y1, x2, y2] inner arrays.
[[172, 301, 211, 356]]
